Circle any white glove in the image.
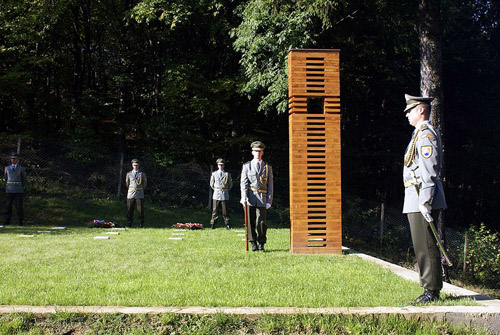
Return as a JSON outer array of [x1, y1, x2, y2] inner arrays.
[[240, 199, 247, 206], [266, 203, 271, 209], [419, 203, 433, 222]]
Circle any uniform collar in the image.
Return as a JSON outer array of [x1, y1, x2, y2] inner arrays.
[[416, 120, 431, 130]]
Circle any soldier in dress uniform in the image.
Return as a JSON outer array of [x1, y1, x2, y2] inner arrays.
[[240, 141, 273, 252], [4, 152, 27, 226], [209, 158, 233, 229], [403, 94, 447, 304], [125, 159, 147, 228]]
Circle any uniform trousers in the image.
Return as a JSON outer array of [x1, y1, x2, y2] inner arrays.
[[247, 206, 267, 244], [127, 198, 144, 227], [408, 210, 443, 291], [5, 193, 24, 225], [210, 200, 230, 226]]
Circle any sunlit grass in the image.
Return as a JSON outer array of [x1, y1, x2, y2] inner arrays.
[[0, 196, 477, 308]]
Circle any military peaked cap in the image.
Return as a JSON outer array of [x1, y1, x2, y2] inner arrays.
[[131, 159, 140, 164], [250, 141, 265, 151], [404, 94, 434, 112], [216, 158, 225, 164]]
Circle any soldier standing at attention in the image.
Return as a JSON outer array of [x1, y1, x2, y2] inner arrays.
[[240, 141, 273, 252], [4, 152, 27, 226], [403, 94, 447, 304], [125, 159, 147, 228], [209, 158, 233, 229]]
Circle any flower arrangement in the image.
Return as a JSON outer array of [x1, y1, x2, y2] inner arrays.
[[90, 219, 116, 228], [172, 222, 203, 230]]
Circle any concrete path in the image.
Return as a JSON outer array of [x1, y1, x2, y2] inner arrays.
[[0, 248, 498, 333]]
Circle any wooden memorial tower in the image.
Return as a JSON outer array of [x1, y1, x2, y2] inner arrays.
[[288, 49, 342, 254]]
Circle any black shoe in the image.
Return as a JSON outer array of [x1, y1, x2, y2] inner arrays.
[[211, 224, 215, 230], [258, 243, 265, 252], [251, 242, 258, 252], [18, 222, 24, 226], [412, 290, 440, 305], [4, 222, 10, 226], [140, 224, 144, 228], [226, 224, 231, 230]]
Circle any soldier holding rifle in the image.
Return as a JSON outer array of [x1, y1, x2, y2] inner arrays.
[[240, 141, 273, 252], [403, 94, 447, 304]]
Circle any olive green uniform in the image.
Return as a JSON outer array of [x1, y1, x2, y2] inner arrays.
[[126, 170, 147, 227], [210, 170, 233, 227], [4, 164, 27, 225], [240, 160, 273, 244], [403, 120, 446, 292]]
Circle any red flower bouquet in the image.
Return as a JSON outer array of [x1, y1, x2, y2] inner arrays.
[[90, 219, 117, 228], [172, 222, 203, 230]]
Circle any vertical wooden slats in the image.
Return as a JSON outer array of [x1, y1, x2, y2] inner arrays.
[[288, 49, 342, 254]]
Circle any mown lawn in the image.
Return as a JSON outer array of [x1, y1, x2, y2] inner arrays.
[[0, 196, 474, 307]]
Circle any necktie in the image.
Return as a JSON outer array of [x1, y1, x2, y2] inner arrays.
[[257, 162, 261, 172]]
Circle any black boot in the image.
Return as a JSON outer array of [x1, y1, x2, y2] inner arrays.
[[226, 224, 231, 230], [211, 224, 215, 229], [412, 290, 440, 305], [258, 243, 265, 252], [251, 242, 258, 252]]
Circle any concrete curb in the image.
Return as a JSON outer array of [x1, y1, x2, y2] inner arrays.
[[0, 305, 498, 333]]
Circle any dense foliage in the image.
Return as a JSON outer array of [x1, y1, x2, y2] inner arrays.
[[464, 223, 500, 287], [1, 0, 499, 231]]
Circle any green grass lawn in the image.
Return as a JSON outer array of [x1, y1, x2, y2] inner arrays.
[[0, 196, 475, 308]]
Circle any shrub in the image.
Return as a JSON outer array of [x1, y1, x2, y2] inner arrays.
[[465, 223, 500, 287]]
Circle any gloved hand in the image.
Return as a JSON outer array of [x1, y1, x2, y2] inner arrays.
[[240, 199, 247, 206], [266, 203, 271, 209], [419, 203, 433, 222]]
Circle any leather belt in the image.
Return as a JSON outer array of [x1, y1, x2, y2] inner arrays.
[[129, 187, 143, 191], [7, 182, 22, 184], [251, 187, 267, 194]]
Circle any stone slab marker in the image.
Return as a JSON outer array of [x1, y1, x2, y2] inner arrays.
[[288, 49, 342, 254]]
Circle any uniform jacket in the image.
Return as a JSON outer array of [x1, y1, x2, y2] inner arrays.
[[403, 121, 447, 213], [126, 170, 147, 199], [210, 170, 233, 201], [240, 160, 273, 207], [4, 164, 26, 194]]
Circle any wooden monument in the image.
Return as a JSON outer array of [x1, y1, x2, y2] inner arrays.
[[288, 49, 342, 254]]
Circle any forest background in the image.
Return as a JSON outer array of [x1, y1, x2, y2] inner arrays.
[[1, 0, 499, 233]]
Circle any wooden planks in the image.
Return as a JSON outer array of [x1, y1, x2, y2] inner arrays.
[[288, 49, 342, 254]]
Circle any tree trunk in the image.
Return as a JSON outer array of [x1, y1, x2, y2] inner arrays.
[[419, 0, 450, 282]]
